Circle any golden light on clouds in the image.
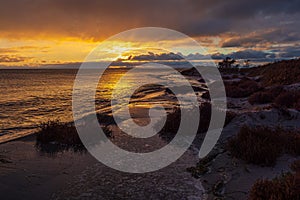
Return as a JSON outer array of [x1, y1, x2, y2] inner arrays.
[[0, 34, 240, 67]]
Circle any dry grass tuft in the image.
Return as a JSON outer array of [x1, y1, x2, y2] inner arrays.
[[36, 120, 112, 153], [225, 78, 261, 98], [249, 159, 300, 200], [227, 126, 300, 166]]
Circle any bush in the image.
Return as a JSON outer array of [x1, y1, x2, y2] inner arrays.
[[274, 91, 300, 110], [36, 120, 85, 153], [249, 173, 299, 200], [249, 87, 300, 111], [290, 160, 300, 172], [248, 59, 300, 87], [227, 126, 300, 166], [248, 86, 283, 105], [225, 78, 261, 98], [249, 159, 300, 200], [36, 120, 112, 153]]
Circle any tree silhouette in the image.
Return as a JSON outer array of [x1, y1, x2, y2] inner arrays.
[[218, 57, 236, 68]]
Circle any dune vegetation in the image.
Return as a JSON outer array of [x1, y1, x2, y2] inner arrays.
[[227, 126, 300, 166]]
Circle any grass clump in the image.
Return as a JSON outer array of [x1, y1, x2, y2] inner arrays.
[[36, 120, 85, 153], [248, 58, 300, 87], [227, 126, 300, 166], [274, 91, 300, 110], [36, 120, 113, 153], [249, 173, 299, 200], [248, 86, 283, 105], [249, 87, 300, 111], [225, 78, 261, 98], [249, 159, 300, 200]]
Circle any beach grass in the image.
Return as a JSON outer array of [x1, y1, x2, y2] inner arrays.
[[225, 77, 261, 98], [227, 126, 300, 166], [249, 159, 300, 200], [35, 120, 85, 153]]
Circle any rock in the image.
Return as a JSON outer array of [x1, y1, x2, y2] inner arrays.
[[213, 180, 225, 197]]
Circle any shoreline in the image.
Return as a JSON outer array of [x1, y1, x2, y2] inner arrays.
[[0, 125, 206, 200], [0, 133, 98, 200], [0, 129, 37, 145]]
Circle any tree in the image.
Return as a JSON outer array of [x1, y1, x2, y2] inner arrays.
[[218, 57, 236, 68]]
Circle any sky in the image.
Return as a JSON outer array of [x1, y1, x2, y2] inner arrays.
[[0, 0, 300, 67]]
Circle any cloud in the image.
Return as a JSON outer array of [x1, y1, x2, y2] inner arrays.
[[210, 50, 276, 62], [0, 0, 299, 65], [229, 50, 275, 59], [222, 29, 300, 48], [118, 50, 277, 63], [0, 0, 299, 40], [0, 55, 32, 63], [278, 46, 300, 58], [125, 52, 184, 61]]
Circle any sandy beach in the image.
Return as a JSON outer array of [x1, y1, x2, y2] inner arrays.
[[0, 132, 206, 200], [1, 59, 300, 199]]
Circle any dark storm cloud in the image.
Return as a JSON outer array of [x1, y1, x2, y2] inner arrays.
[[222, 29, 300, 48], [181, 0, 300, 36], [0, 0, 300, 39], [0, 0, 300, 60]]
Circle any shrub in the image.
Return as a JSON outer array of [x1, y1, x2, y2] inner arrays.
[[274, 91, 300, 109], [36, 120, 112, 153], [227, 126, 300, 166], [290, 160, 300, 172], [248, 92, 273, 105], [249, 159, 300, 200], [227, 126, 282, 166], [225, 78, 261, 98], [249, 173, 299, 200], [248, 86, 283, 105], [159, 103, 236, 143], [36, 120, 85, 153], [248, 59, 300, 87]]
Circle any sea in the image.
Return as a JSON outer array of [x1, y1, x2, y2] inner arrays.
[[0, 67, 202, 143]]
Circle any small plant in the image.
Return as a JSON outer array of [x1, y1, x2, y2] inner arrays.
[[36, 120, 85, 153], [274, 91, 300, 110], [249, 159, 300, 200], [225, 78, 261, 98], [36, 120, 112, 153], [248, 86, 283, 105], [248, 59, 300, 87], [227, 126, 300, 166], [249, 173, 298, 200], [290, 159, 300, 172]]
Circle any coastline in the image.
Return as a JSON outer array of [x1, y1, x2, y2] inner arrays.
[[1, 60, 300, 199], [0, 133, 98, 200], [0, 129, 37, 144], [0, 127, 206, 200]]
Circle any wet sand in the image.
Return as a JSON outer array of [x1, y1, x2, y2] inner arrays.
[[0, 134, 97, 200], [0, 126, 205, 200]]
